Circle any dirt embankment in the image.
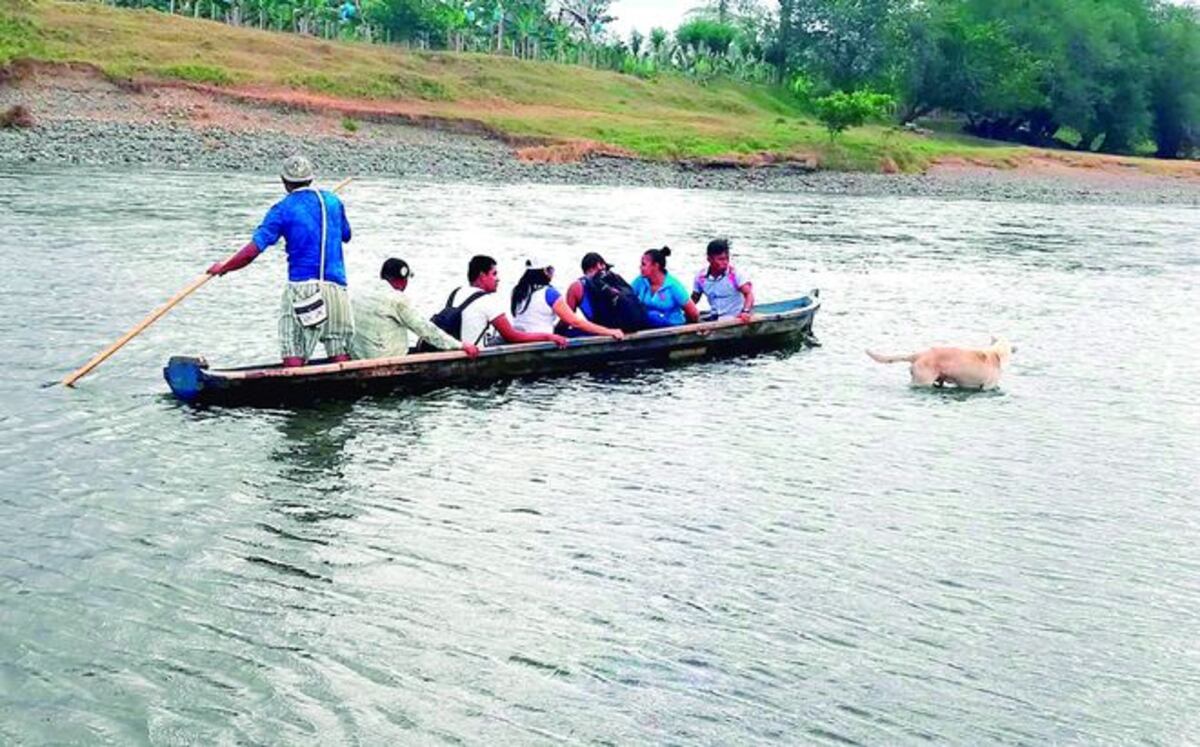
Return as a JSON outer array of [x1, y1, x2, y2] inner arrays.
[[2, 61, 1198, 204]]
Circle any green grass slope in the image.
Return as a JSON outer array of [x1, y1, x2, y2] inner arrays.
[[0, 0, 1020, 170]]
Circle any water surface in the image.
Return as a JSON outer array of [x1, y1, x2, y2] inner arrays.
[[1, 167, 1198, 744]]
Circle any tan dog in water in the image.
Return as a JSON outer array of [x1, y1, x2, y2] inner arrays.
[[867, 337, 1015, 390]]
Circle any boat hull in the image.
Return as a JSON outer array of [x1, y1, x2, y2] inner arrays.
[[164, 295, 820, 407]]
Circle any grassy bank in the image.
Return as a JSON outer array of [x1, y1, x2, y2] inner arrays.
[[0, 0, 1023, 170]]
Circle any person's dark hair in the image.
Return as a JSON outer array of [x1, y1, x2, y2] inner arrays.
[[707, 238, 730, 257], [468, 255, 497, 283], [581, 252, 608, 273], [511, 265, 552, 316], [643, 246, 672, 272], [380, 257, 411, 281], [282, 178, 313, 193]]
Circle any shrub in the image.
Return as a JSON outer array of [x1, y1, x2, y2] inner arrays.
[[812, 89, 895, 140], [0, 104, 34, 128], [341, 116, 359, 132], [619, 56, 656, 80], [789, 73, 814, 103]]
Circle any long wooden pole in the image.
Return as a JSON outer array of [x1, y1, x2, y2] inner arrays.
[[61, 177, 353, 388]]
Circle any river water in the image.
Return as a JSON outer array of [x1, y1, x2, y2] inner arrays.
[[1, 166, 1197, 744]]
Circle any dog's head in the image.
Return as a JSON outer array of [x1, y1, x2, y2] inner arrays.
[[990, 336, 1016, 364]]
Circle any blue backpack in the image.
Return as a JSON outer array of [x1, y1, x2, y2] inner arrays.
[[429, 288, 489, 342], [583, 270, 647, 332]]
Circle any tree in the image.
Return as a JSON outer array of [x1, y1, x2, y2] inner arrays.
[[789, 0, 901, 91], [812, 89, 895, 140], [895, 3, 1043, 126], [629, 28, 643, 58], [1149, 5, 1200, 157], [546, 20, 573, 62], [511, 1, 546, 58], [558, 0, 612, 44], [649, 26, 668, 61], [676, 18, 736, 57], [436, 0, 470, 51], [772, 0, 794, 82]]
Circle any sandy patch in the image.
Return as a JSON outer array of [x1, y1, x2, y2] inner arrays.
[[931, 150, 1200, 185]]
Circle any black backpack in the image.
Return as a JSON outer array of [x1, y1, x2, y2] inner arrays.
[[429, 288, 489, 342], [584, 270, 647, 332]]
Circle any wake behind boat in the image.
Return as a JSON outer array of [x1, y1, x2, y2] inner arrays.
[[164, 294, 821, 407]]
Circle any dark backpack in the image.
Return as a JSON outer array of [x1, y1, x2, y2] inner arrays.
[[429, 288, 489, 342], [584, 270, 647, 332]]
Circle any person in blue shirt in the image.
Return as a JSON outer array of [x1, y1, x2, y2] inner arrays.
[[630, 246, 700, 327], [207, 155, 354, 367]]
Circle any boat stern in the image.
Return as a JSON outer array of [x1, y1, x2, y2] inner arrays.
[[163, 356, 209, 403]]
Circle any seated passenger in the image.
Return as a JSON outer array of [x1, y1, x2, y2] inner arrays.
[[631, 246, 700, 328], [566, 252, 608, 318], [350, 257, 480, 360], [511, 257, 624, 341], [435, 254, 568, 348], [566, 252, 646, 333], [691, 238, 755, 322]]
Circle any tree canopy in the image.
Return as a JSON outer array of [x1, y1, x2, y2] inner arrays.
[[775, 0, 1200, 157]]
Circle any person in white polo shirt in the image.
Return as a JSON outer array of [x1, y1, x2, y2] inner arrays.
[[691, 238, 755, 323]]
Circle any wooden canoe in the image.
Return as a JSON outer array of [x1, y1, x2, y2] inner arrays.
[[163, 293, 821, 407]]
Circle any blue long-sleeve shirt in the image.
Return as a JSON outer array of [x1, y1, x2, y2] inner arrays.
[[252, 189, 351, 286]]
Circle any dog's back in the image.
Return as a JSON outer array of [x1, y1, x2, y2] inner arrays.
[[868, 338, 1014, 389]]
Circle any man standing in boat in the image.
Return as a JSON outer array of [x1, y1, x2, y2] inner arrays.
[[207, 155, 354, 367], [350, 258, 481, 360]]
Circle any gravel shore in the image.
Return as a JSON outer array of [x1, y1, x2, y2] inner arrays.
[[3, 67, 1198, 205]]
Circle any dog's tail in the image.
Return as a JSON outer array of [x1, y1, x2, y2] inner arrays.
[[866, 349, 917, 364]]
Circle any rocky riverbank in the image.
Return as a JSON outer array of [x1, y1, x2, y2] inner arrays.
[[3, 65, 1198, 205]]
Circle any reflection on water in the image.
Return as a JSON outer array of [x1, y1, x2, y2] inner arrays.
[[274, 403, 355, 479], [1, 166, 1198, 745]]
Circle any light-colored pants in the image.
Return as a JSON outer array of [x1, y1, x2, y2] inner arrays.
[[278, 281, 354, 361]]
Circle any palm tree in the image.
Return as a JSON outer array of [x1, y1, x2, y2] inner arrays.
[[439, 0, 470, 51], [546, 20, 572, 63], [513, 5, 542, 58], [649, 26, 668, 63]]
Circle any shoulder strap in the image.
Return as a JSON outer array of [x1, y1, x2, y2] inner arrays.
[[458, 290, 488, 311], [728, 266, 738, 289], [303, 187, 328, 284], [459, 290, 493, 345]]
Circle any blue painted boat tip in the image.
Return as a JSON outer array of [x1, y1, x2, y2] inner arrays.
[[163, 356, 207, 402]]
